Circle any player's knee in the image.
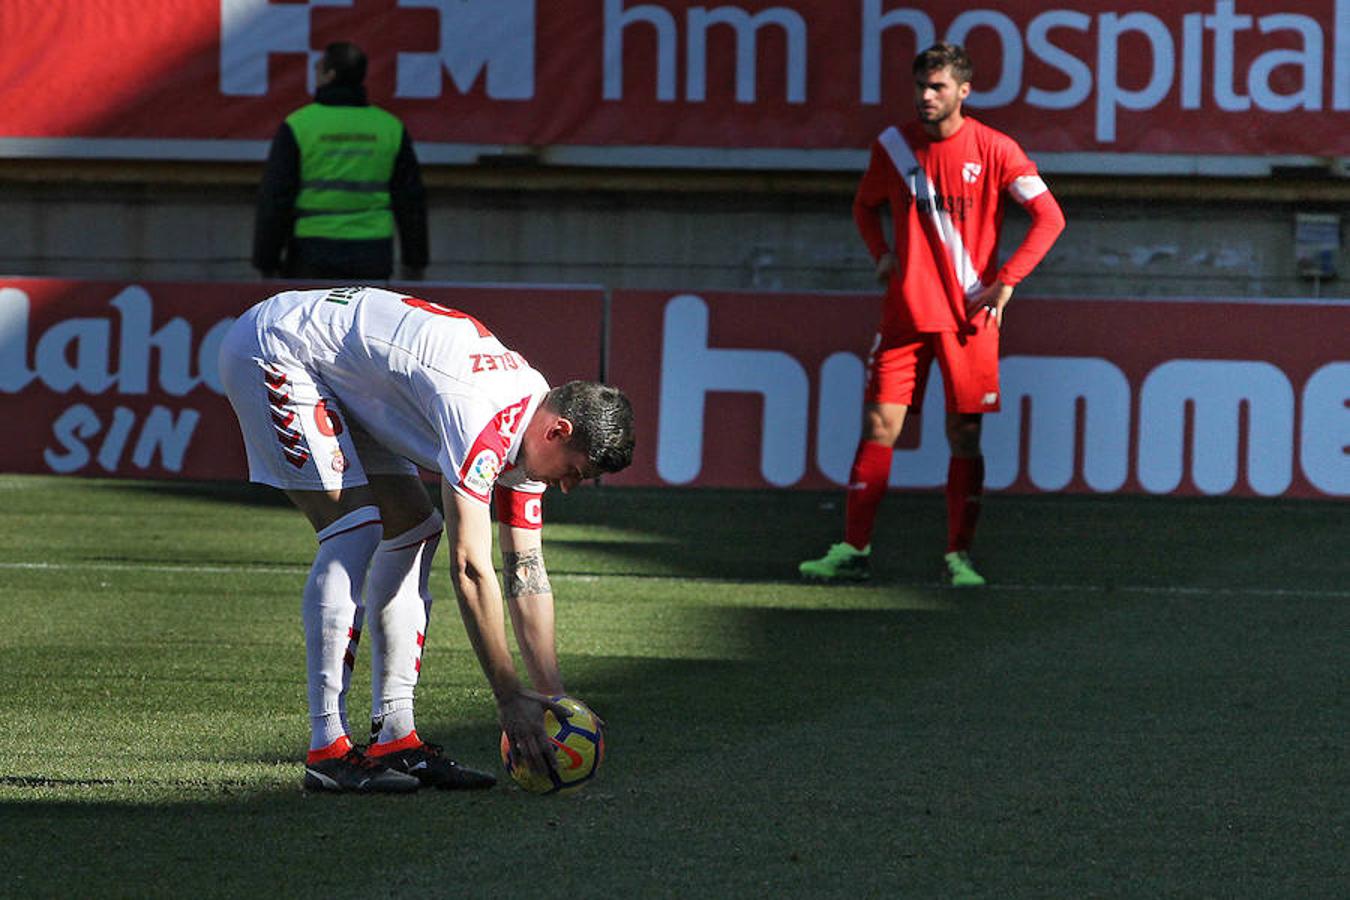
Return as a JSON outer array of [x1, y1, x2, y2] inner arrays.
[[862, 407, 906, 445], [861, 419, 887, 444], [946, 416, 982, 455]]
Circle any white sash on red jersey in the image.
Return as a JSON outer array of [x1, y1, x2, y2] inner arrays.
[[877, 126, 984, 300]]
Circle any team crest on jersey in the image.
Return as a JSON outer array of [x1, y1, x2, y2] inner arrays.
[[493, 396, 531, 450], [462, 448, 502, 497], [330, 449, 348, 473], [962, 162, 983, 184]]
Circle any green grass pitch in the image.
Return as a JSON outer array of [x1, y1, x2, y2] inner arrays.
[[0, 474, 1344, 897]]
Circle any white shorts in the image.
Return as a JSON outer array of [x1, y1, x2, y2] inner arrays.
[[218, 311, 417, 491]]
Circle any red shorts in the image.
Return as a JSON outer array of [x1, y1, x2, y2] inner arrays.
[[863, 322, 1001, 413]]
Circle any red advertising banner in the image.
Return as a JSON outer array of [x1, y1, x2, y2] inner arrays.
[[605, 290, 1350, 498], [4, 279, 1347, 497], [0, 278, 605, 480], [1, 1, 1347, 163]]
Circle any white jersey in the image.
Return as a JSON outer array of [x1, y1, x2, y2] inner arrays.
[[246, 286, 548, 504]]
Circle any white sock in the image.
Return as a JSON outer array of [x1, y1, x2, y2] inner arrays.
[[373, 702, 416, 747], [339, 604, 365, 739], [304, 505, 382, 753], [366, 511, 442, 746]]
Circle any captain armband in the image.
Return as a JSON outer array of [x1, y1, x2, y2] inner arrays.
[[1009, 174, 1049, 204]]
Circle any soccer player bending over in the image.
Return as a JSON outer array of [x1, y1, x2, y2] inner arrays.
[[219, 286, 634, 792], [800, 42, 1065, 586]]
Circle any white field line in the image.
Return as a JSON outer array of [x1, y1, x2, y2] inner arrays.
[[1, 560, 1346, 599]]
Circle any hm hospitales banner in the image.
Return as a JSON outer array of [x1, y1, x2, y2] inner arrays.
[[1, 1, 1347, 163]]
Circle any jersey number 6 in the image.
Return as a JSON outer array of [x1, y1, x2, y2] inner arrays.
[[313, 399, 344, 438]]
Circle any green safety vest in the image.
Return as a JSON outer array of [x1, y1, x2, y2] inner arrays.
[[286, 103, 404, 241]]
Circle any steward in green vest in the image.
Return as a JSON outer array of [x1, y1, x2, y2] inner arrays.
[[254, 42, 428, 281]]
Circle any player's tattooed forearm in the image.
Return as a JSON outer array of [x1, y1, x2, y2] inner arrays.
[[502, 549, 552, 598]]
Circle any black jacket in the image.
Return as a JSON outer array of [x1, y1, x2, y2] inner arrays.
[[252, 84, 429, 279]]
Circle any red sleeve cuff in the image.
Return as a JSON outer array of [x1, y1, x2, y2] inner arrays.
[[493, 485, 544, 529]]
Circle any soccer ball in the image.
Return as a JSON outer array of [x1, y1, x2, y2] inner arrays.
[[500, 695, 605, 794]]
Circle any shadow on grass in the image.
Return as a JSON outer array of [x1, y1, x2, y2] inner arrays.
[[2, 577, 1344, 896], [3, 475, 1344, 897], [59, 476, 1350, 589], [0, 601, 959, 895]]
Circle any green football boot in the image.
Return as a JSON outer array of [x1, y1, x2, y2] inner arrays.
[[943, 551, 987, 587], [799, 543, 871, 582]]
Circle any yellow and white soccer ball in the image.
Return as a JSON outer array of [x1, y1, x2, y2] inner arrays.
[[500, 695, 605, 794]]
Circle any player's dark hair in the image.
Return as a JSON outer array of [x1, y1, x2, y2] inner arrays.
[[544, 381, 635, 475], [913, 42, 973, 86], [322, 42, 367, 87]]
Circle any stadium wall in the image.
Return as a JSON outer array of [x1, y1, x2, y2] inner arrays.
[[1, 160, 1347, 300], [3, 0, 1349, 299]]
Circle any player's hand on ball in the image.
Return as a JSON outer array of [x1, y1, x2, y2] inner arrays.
[[498, 688, 568, 776], [500, 695, 605, 794]]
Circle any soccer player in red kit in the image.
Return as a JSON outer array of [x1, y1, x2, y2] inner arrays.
[[800, 42, 1065, 586]]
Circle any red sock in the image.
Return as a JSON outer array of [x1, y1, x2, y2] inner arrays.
[[305, 734, 354, 765], [844, 441, 893, 550], [946, 456, 984, 552], [368, 729, 422, 758]]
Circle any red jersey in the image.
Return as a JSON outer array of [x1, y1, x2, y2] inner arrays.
[[854, 117, 1064, 334]]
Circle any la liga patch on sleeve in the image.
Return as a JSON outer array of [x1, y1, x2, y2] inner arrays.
[[460, 447, 502, 500]]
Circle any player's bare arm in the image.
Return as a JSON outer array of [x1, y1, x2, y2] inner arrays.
[[441, 482, 559, 775], [502, 546, 551, 597], [500, 527, 564, 697]]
